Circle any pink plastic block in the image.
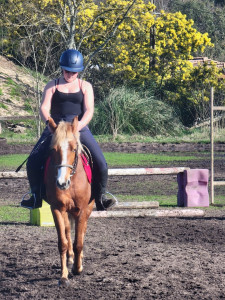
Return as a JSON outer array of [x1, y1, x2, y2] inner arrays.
[[177, 169, 209, 207]]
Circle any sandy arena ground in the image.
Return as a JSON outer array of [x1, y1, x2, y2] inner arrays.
[[1, 141, 225, 299]]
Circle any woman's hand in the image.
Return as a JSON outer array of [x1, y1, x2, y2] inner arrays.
[[77, 121, 82, 132], [47, 123, 54, 133]]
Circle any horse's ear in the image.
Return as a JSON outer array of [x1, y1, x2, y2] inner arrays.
[[48, 117, 57, 132], [71, 116, 78, 133]]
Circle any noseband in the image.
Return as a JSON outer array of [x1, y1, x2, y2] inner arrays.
[[55, 144, 79, 177]]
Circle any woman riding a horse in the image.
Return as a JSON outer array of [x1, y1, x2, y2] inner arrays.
[[21, 49, 116, 211]]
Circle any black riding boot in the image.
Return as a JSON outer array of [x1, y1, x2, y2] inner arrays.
[[20, 128, 51, 209], [20, 152, 45, 210], [21, 193, 41, 209], [93, 168, 117, 211], [20, 167, 43, 209]]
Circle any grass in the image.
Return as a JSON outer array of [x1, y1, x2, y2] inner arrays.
[[1, 122, 39, 144], [0, 151, 206, 170], [1, 122, 225, 144], [0, 135, 37, 144], [117, 194, 178, 206], [0, 195, 225, 224], [104, 152, 203, 167], [0, 102, 8, 110], [10, 86, 21, 98], [118, 194, 225, 206], [24, 98, 33, 113], [6, 77, 17, 86], [0, 127, 225, 224], [5, 77, 22, 98], [0, 154, 28, 169], [94, 127, 225, 144], [0, 205, 30, 223]]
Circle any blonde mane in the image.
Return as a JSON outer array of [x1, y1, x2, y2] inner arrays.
[[51, 121, 83, 153]]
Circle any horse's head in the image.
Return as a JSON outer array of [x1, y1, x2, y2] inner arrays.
[[48, 117, 82, 190]]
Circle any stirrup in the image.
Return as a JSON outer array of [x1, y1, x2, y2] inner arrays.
[[101, 192, 118, 210], [20, 191, 37, 209]]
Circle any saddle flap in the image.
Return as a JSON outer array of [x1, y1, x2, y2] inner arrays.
[[81, 153, 92, 183]]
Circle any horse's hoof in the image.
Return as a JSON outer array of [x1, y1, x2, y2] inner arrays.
[[58, 278, 70, 287]]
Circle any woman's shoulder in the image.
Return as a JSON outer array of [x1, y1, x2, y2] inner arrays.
[[44, 78, 59, 91], [79, 79, 93, 92]]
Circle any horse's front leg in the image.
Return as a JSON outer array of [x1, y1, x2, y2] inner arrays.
[[65, 213, 74, 267], [51, 208, 70, 285], [72, 211, 87, 275]]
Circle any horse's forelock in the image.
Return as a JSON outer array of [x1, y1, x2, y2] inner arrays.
[[50, 121, 82, 152]]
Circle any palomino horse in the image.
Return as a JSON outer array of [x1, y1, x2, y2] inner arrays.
[[46, 116, 94, 285]]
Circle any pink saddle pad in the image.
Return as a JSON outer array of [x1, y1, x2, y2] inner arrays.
[[44, 154, 92, 184], [81, 154, 92, 183]]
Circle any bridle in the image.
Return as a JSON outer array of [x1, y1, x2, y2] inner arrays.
[[55, 143, 79, 177]]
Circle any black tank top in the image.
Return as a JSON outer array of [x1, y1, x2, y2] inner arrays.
[[50, 79, 84, 124]]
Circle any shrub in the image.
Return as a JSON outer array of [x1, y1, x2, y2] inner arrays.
[[90, 86, 183, 138]]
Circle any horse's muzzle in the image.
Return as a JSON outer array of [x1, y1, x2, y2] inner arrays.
[[56, 179, 71, 190]]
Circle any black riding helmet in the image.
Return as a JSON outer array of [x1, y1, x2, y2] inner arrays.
[[59, 49, 84, 72]]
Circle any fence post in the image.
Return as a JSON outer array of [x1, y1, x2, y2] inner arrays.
[[210, 86, 214, 204], [210, 86, 225, 205]]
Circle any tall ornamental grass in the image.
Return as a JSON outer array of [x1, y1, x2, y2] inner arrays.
[[90, 86, 183, 139]]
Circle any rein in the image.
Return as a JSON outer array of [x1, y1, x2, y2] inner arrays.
[[55, 144, 79, 177]]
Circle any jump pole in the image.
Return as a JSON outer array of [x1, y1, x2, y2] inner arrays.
[[91, 208, 205, 218], [108, 167, 190, 176], [0, 167, 190, 178]]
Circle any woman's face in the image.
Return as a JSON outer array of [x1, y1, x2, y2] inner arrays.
[[63, 69, 78, 83]]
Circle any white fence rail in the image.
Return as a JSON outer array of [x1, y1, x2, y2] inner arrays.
[[0, 167, 190, 179]]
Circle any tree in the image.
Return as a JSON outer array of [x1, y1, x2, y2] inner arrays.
[[0, 0, 61, 136], [2, 1, 212, 84], [1, 0, 156, 101], [1, 0, 155, 73], [112, 10, 213, 84], [1, 0, 223, 129], [160, 60, 225, 126], [168, 0, 225, 61]]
